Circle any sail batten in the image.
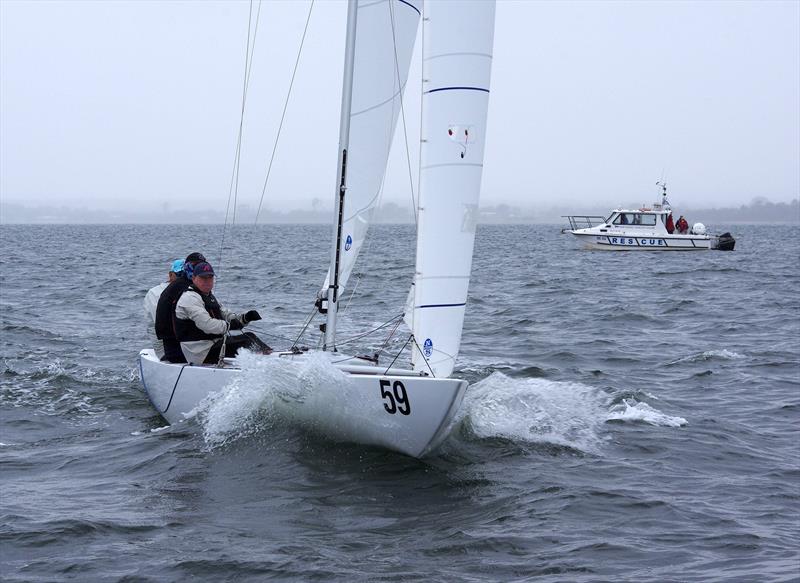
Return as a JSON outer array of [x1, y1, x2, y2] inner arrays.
[[424, 87, 490, 94]]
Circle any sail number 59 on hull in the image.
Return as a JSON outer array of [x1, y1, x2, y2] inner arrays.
[[379, 379, 411, 415]]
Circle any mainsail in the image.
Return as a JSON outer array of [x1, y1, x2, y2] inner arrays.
[[405, 0, 496, 377], [321, 0, 421, 298]]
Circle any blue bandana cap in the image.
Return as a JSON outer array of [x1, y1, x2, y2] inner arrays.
[[183, 252, 207, 279], [170, 259, 185, 273]]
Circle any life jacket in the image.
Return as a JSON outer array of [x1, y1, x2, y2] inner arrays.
[[154, 276, 190, 340], [174, 285, 225, 342]]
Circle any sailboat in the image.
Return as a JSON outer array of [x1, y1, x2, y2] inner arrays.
[[138, 0, 496, 458]]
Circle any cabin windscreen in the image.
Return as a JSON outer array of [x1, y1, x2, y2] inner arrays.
[[404, 0, 496, 378], [320, 0, 421, 298]]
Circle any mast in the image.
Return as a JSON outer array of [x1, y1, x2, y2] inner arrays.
[[324, 0, 358, 351]]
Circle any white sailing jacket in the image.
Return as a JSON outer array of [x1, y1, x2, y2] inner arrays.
[[175, 289, 239, 365], [143, 282, 168, 358]]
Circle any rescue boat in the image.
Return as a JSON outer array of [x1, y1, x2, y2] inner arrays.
[[563, 184, 735, 251]]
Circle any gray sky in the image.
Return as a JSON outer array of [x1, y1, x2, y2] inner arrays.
[[1, 0, 798, 217]]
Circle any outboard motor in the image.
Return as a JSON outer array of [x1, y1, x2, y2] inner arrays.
[[714, 232, 736, 251]]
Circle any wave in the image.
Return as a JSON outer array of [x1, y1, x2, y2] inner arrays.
[[667, 349, 745, 365], [0, 359, 142, 418], [662, 299, 698, 313], [189, 350, 344, 449], [1, 323, 64, 339], [455, 373, 611, 454], [654, 266, 743, 276], [130, 424, 170, 436], [455, 373, 690, 454], [607, 399, 688, 427]]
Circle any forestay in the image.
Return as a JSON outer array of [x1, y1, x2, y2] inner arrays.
[[405, 0, 495, 377], [321, 0, 421, 297]]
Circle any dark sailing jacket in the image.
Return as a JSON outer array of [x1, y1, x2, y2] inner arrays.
[[154, 276, 191, 340]]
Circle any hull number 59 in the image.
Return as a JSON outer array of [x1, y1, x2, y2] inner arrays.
[[379, 379, 411, 415]]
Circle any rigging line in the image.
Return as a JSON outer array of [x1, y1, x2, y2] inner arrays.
[[339, 217, 382, 314], [384, 334, 414, 374], [232, 0, 263, 227], [253, 0, 315, 225], [375, 316, 403, 357], [330, 355, 366, 364], [290, 305, 318, 349], [341, 213, 380, 314], [342, 215, 377, 315], [390, 0, 418, 229], [409, 333, 436, 377], [341, 269, 361, 313], [242, 327, 299, 346], [219, 0, 260, 267], [334, 314, 404, 348]]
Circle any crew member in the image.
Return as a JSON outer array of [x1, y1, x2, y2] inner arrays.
[[154, 252, 207, 362], [144, 259, 184, 358], [666, 213, 675, 234], [174, 261, 271, 365], [676, 215, 689, 234]]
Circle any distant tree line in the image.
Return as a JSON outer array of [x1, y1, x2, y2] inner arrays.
[[1, 197, 797, 224]]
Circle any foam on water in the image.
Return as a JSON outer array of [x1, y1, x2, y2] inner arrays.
[[190, 350, 349, 448], [668, 349, 745, 365], [457, 373, 689, 452], [458, 372, 612, 453], [130, 425, 170, 436], [608, 398, 688, 427]]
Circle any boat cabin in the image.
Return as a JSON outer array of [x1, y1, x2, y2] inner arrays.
[[608, 208, 668, 230]]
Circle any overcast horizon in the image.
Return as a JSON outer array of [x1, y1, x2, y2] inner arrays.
[[3, 195, 796, 225], [1, 0, 798, 216]]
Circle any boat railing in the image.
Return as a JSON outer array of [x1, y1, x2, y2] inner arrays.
[[562, 215, 607, 232]]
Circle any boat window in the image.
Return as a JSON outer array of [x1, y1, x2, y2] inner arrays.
[[614, 213, 657, 226], [612, 213, 630, 225], [638, 214, 657, 226]]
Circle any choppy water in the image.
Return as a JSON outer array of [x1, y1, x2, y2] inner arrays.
[[1, 223, 798, 582]]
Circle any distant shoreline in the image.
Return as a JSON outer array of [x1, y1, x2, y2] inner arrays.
[[2, 199, 797, 225]]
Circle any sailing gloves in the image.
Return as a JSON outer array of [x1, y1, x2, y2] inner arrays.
[[228, 310, 261, 332], [243, 310, 262, 323]]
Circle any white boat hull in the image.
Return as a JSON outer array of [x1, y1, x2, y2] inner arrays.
[[138, 349, 467, 458], [570, 231, 712, 251]]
